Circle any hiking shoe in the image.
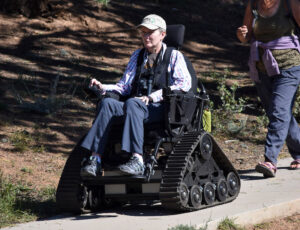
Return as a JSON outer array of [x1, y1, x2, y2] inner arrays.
[[80, 156, 101, 177], [119, 156, 145, 176]]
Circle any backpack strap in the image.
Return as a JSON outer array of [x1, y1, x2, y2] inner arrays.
[[250, 0, 258, 19], [136, 48, 145, 78], [130, 48, 145, 97], [286, 0, 297, 23], [160, 46, 174, 87], [286, 0, 292, 17]]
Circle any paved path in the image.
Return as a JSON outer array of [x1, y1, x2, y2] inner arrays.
[[3, 157, 300, 230]]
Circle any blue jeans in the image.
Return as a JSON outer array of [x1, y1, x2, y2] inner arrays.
[[256, 65, 300, 164], [81, 97, 164, 155]]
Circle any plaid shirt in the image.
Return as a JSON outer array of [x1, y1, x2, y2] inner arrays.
[[102, 43, 191, 103]]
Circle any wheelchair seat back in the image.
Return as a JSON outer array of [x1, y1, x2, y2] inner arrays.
[[165, 24, 198, 94]]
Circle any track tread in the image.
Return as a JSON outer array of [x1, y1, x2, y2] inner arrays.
[[159, 131, 240, 211], [56, 144, 88, 213]]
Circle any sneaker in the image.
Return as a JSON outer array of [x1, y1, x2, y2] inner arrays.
[[80, 156, 101, 177], [119, 156, 145, 175]]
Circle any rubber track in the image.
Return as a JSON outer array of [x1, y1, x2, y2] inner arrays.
[[159, 131, 240, 211], [56, 143, 87, 213]]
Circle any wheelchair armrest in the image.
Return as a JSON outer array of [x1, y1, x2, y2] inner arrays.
[[163, 88, 195, 98]]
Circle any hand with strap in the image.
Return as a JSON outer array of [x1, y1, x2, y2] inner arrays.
[[90, 78, 104, 91]]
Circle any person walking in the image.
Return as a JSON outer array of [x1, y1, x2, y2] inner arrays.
[[237, 0, 300, 177]]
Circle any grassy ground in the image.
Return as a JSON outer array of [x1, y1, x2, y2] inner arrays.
[[0, 170, 56, 227], [168, 214, 300, 230]]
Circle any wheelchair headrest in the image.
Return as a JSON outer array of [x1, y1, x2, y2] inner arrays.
[[164, 24, 185, 49]]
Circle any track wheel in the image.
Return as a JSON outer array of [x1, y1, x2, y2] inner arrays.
[[189, 185, 203, 209], [203, 182, 215, 205], [88, 187, 102, 211], [77, 184, 89, 211], [216, 179, 228, 202], [179, 183, 189, 207], [199, 133, 213, 160], [186, 156, 194, 172], [227, 172, 240, 196]]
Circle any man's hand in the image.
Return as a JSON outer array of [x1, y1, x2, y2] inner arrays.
[[136, 96, 152, 105], [90, 78, 103, 90]]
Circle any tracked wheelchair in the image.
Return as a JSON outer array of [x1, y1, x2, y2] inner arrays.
[[56, 25, 240, 213]]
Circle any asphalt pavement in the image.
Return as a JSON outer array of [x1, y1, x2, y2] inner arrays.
[[2, 157, 300, 230]]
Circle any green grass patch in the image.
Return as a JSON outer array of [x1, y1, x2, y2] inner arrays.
[[20, 167, 32, 174], [253, 222, 270, 229], [95, 0, 110, 7], [10, 130, 32, 152], [10, 130, 46, 153], [0, 171, 57, 228], [32, 145, 46, 153], [217, 217, 245, 230], [168, 224, 207, 230]]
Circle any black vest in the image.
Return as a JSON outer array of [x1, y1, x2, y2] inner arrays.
[[130, 46, 198, 97], [131, 47, 174, 97]]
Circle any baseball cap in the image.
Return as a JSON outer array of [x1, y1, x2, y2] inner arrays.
[[137, 14, 166, 31]]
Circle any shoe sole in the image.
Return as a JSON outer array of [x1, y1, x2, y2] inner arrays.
[[119, 168, 144, 176], [290, 161, 300, 170], [80, 169, 96, 177], [255, 164, 275, 178]]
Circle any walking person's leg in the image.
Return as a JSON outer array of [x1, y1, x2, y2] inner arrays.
[[255, 73, 278, 177], [256, 66, 300, 177]]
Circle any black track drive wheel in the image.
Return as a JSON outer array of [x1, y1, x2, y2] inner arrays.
[[199, 133, 213, 160], [227, 172, 240, 196], [179, 183, 189, 207], [78, 185, 89, 211], [189, 185, 203, 209], [216, 179, 228, 202], [88, 187, 102, 211], [203, 182, 215, 205]]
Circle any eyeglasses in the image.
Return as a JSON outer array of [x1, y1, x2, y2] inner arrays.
[[139, 29, 157, 37]]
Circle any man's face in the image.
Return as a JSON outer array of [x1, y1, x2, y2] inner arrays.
[[139, 26, 166, 52]]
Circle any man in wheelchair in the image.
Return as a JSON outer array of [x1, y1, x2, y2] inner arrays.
[[80, 14, 192, 177], [57, 16, 241, 212]]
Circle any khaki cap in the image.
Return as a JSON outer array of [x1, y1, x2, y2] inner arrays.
[[137, 14, 166, 31]]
